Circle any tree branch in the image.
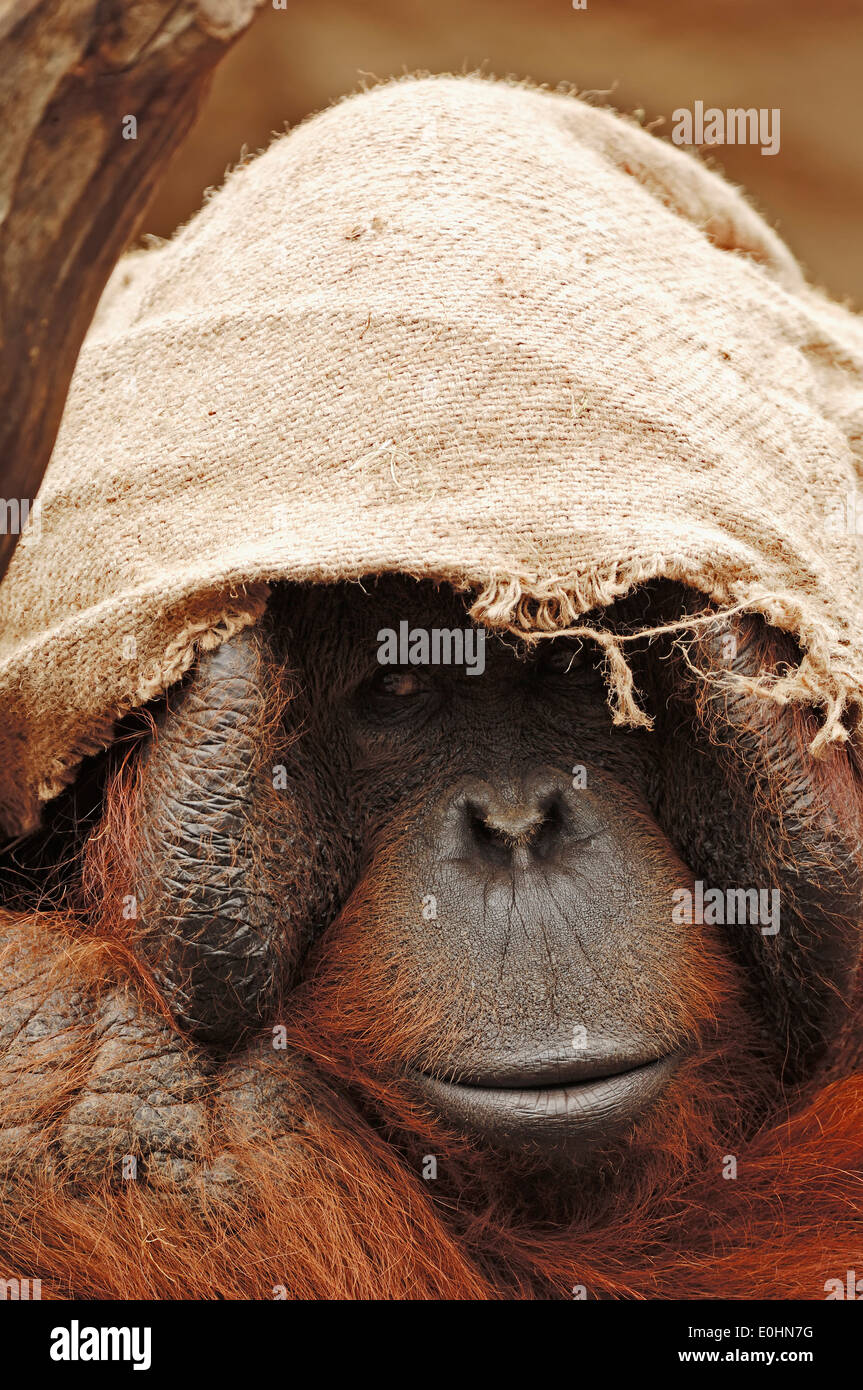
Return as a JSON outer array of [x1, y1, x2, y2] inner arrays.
[[0, 0, 264, 588]]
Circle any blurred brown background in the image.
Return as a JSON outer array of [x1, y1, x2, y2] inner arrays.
[[147, 0, 863, 305]]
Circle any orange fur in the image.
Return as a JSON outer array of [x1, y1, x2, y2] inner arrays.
[[1, 648, 861, 1301], [0, 880, 860, 1299]]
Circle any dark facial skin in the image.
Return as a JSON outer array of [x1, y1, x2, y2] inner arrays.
[[264, 578, 700, 1160], [96, 574, 862, 1171], [7, 575, 859, 1188]]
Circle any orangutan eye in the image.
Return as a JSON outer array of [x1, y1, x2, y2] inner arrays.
[[366, 667, 430, 700], [358, 666, 437, 727], [538, 641, 585, 675], [375, 669, 429, 697]]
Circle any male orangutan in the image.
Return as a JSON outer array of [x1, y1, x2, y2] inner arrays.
[[0, 575, 861, 1299], [2, 64, 863, 1300]]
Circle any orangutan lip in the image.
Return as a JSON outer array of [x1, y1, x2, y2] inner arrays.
[[441, 1048, 668, 1089], [410, 1053, 681, 1151]]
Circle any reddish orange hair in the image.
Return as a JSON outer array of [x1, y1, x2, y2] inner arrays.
[[0, 705, 861, 1301]]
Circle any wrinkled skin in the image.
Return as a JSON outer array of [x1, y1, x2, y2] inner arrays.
[[1, 577, 862, 1248]]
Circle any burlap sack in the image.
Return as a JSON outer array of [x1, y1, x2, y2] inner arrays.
[[2, 73, 863, 838]]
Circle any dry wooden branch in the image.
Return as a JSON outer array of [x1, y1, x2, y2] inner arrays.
[[0, 0, 264, 588]]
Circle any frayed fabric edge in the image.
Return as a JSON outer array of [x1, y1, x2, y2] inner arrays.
[[5, 558, 861, 840], [468, 566, 863, 756]]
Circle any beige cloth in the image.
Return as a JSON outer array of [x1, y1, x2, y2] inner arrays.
[[2, 74, 863, 837]]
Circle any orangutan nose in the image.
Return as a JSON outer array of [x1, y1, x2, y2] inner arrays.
[[451, 772, 586, 868]]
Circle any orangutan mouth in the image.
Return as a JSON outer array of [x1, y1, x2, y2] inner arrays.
[[411, 1049, 682, 1155]]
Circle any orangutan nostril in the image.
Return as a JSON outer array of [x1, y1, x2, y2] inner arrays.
[[466, 792, 567, 864]]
